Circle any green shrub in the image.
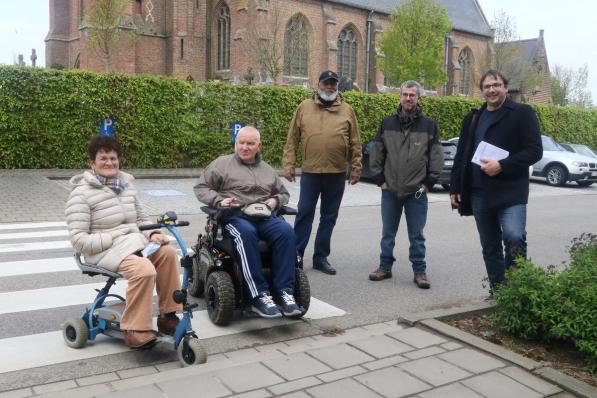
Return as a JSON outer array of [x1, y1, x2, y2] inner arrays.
[[1, 66, 597, 169], [492, 235, 597, 373]]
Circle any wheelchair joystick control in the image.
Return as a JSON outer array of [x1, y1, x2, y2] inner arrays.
[[173, 289, 187, 304]]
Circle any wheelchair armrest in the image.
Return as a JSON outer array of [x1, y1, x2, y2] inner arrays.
[[74, 252, 122, 279]]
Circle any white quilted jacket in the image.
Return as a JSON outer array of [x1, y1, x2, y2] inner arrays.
[[64, 171, 156, 271]]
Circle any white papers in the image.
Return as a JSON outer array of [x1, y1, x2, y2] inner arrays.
[[472, 141, 509, 166], [141, 242, 161, 257]]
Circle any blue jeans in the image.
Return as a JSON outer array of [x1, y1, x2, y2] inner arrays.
[[223, 216, 296, 298], [471, 193, 527, 288], [379, 189, 428, 274], [294, 172, 346, 263]]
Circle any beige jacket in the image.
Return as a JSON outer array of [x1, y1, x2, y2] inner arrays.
[[64, 171, 156, 271], [194, 153, 289, 208], [282, 94, 362, 176]]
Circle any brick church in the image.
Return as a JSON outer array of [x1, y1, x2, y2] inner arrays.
[[45, 0, 550, 100]]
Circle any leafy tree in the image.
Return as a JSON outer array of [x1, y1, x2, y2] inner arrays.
[[378, 0, 451, 88], [551, 64, 593, 108], [83, 0, 134, 71]]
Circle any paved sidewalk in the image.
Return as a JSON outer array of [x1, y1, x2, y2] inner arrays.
[[11, 321, 575, 398]]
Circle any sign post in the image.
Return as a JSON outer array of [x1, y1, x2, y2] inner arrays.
[[99, 116, 116, 137]]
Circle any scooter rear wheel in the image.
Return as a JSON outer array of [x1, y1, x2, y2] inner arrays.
[[177, 336, 207, 366], [63, 318, 88, 348]]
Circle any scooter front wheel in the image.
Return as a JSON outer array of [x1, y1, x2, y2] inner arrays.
[[177, 336, 207, 366], [63, 318, 89, 348]]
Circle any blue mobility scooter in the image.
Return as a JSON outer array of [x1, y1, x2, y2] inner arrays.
[[187, 206, 310, 326], [62, 211, 207, 366]]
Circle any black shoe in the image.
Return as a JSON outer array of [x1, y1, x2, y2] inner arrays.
[[313, 259, 336, 275]]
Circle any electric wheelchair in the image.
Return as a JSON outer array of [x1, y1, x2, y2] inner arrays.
[[187, 206, 310, 326]]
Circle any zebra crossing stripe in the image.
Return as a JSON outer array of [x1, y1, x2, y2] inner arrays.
[[0, 230, 69, 241], [0, 257, 77, 277], [0, 221, 67, 230]]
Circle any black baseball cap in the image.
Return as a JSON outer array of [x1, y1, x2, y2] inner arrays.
[[319, 70, 339, 83]]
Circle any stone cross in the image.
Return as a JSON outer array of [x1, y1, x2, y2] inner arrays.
[[18, 54, 25, 66], [30, 49, 37, 67]]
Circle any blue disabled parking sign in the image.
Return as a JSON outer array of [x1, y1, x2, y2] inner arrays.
[[230, 121, 244, 142], [99, 116, 115, 137]]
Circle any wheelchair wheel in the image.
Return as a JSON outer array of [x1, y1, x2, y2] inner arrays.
[[206, 271, 235, 326], [63, 318, 88, 348], [293, 268, 310, 318], [188, 248, 209, 298], [177, 336, 207, 366]]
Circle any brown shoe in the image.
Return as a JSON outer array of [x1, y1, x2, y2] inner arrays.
[[157, 312, 180, 335], [123, 330, 157, 349], [414, 273, 430, 289], [369, 267, 392, 281]]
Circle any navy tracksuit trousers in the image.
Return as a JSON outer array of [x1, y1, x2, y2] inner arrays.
[[223, 216, 296, 298]]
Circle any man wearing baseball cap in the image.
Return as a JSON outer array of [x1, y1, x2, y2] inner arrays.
[[282, 70, 362, 275]]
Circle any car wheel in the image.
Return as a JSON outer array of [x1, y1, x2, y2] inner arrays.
[[545, 165, 567, 186], [576, 180, 594, 187]]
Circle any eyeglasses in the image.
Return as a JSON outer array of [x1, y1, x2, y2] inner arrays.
[[482, 82, 503, 90], [400, 93, 418, 98]]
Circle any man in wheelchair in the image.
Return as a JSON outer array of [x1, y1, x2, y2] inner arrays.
[[194, 126, 301, 318]]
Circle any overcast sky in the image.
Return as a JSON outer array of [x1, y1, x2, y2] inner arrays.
[[0, 0, 595, 103]]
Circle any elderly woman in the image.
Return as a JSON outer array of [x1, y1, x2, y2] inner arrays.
[[65, 136, 182, 348]]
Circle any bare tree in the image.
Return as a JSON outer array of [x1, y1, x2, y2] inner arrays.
[[83, 0, 134, 71], [482, 10, 542, 102], [551, 64, 593, 108], [241, 5, 284, 82]]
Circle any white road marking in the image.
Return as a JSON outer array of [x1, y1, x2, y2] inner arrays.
[[0, 240, 73, 253], [0, 221, 67, 231], [0, 230, 69, 241], [0, 257, 77, 277]]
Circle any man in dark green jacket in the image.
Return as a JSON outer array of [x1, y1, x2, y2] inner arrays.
[[368, 80, 443, 288]]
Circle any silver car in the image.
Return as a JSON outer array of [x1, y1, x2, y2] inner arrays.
[[532, 136, 597, 187], [560, 143, 597, 159]]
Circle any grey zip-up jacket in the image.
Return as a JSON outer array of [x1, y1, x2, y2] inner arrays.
[[370, 106, 444, 197], [194, 153, 289, 209]]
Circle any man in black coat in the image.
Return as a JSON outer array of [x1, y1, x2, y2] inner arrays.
[[450, 70, 542, 292]]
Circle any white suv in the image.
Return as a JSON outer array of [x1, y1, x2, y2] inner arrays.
[[532, 135, 597, 187]]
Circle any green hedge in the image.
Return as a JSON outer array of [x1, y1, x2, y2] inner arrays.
[[491, 234, 597, 373], [1, 66, 596, 169]]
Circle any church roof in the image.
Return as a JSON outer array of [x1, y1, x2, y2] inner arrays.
[[496, 38, 541, 91], [328, 0, 492, 37]]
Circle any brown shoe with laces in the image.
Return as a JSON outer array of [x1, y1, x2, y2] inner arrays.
[[413, 273, 431, 289], [123, 330, 157, 349], [157, 312, 180, 335], [369, 267, 392, 281]]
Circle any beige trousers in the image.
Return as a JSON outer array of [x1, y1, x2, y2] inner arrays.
[[117, 245, 182, 331]]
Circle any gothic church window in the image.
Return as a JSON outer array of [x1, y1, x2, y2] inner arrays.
[[284, 14, 309, 77], [459, 48, 472, 95], [217, 3, 230, 70], [337, 27, 357, 82]]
